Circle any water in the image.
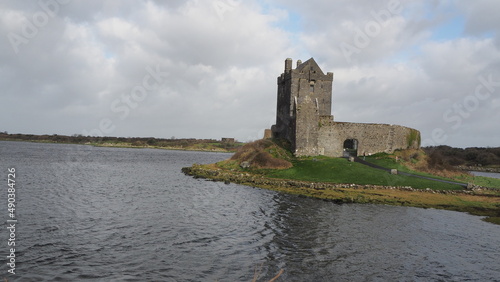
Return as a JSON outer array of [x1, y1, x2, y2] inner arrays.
[[470, 171, 500, 179], [1, 141, 499, 281]]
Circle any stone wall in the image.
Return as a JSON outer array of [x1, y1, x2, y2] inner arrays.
[[273, 58, 333, 151], [263, 129, 273, 139], [318, 121, 420, 157], [272, 57, 421, 157], [294, 95, 320, 156]]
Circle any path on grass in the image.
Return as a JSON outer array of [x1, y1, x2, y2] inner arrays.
[[352, 157, 467, 188]]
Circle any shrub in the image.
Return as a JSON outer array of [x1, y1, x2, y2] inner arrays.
[[406, 129, 421, 148], [230, 139, 293, 169]]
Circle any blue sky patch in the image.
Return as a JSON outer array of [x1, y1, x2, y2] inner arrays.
[[431, 16, 465, 41]]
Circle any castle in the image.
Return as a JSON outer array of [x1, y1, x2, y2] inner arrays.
[[271, 58, 420, 157]]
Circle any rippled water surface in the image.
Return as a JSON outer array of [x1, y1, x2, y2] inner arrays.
[[1, 141, 500, 281], [470, 171, 500, 179]]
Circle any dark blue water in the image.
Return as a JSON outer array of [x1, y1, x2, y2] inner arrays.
[[1, 141, 499, 281]]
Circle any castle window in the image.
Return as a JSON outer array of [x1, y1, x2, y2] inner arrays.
[[310, 85, 314, 92]]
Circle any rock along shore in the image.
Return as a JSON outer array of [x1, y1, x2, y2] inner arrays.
[[456, 165, 500, 173], [182, 164, 496, 196]]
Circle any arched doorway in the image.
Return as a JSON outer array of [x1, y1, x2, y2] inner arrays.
[[343, 139, 358, 157]]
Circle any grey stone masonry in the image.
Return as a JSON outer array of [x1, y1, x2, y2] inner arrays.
[[272, 58, 420, 157]]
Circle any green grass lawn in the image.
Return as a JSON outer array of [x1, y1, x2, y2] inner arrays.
[[454, 174, 500, 188], [190, 142, 500, 223], [265, 156, 464, 190], [364, 154, 500, 189], [364, 155, 459, 180]]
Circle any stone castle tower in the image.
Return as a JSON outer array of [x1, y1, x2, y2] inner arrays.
[[273, 58, 334, 156], [272, 58, 420, 157]]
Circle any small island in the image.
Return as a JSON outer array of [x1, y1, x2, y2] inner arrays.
[[183, 139, 500, 224], [183, 58, 500, 224]]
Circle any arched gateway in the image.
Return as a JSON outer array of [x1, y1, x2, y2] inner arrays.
[[343, 139, 358, 157], [271, 57, 421, 157]]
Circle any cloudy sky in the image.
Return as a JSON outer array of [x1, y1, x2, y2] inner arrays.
[[1, 0, 499, 147]]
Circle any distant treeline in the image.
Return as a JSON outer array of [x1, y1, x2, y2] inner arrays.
[[423, 146, 500, 167], [2, 132, 498, 166], [0, 132, 241, 150]]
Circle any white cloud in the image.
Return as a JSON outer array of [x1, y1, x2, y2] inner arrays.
[[458, 0, 500, 36], [1, 0, 499, 147]]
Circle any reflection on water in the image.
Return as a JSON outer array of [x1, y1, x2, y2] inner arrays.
[[1, 141, 499, 281]]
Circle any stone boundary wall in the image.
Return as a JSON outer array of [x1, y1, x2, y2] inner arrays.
[[457, 166, 500, 173], [318, 121, 420, 157]]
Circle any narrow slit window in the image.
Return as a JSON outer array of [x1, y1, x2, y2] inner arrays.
[[310, 80, 315, 93]]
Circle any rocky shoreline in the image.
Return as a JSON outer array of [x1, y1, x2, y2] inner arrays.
[[457, 165, 500, 173], [182, 164, 500, 224], [182, 165, 497, 196]]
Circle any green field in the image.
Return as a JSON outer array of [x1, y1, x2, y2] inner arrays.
[[186, 141, 500, 224], [363, 154, 500, 189], [265, 156, 465, 190]]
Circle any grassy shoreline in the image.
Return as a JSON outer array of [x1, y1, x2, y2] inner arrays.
[[0, 138, 239, 153], [89, 142, 235, 153], [182, 163, 500, 224], [182, 140, 500, 224], [5, 137, 500, 223]]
